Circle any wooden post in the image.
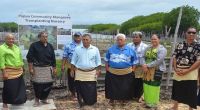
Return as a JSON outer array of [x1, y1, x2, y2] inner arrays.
[[117, 29, 119, 34], [165, 25, 171, 39], [166, 6, 183, 90]]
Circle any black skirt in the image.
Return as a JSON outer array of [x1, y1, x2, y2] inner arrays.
[[105, 71, 134, 100], [132, 78, 143, 99], [172, 80, 197, 109], [32, 82, 53, 100], [2, 75, 27, 104], [75, 81, 97, 105], [67, 68, 76, 94], [197, 88, 200, 106]]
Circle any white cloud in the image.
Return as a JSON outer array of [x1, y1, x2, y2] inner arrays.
[[0, 0, 199, 24]]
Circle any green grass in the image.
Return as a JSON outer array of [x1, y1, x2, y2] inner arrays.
[[56, 59, 62, 78]]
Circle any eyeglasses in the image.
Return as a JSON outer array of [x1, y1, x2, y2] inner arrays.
[[187, 31, 196, 34]]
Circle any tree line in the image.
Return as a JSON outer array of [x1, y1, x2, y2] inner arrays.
[[0, 23, 90, 32], [1, 5, 200, 35], [0, 22, 18, 32], [88, 5, 200, 36]]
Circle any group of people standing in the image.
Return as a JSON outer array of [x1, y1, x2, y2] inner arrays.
[[104, 32, 167, 108], [0, 31, 56, 109], [0, 27, 200, 110], [62, 31, 167, 108]]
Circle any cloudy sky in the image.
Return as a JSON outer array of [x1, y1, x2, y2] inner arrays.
[[0, 0, 199, 24]]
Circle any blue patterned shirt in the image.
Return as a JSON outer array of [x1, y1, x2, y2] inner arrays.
[[105, 44, 138, 69], [71, 45, 101, 69], [63, 41, 82, 62]]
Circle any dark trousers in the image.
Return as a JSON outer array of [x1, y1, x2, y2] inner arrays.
[[67, 68, 76, 95], [32, 82, 53, 100]]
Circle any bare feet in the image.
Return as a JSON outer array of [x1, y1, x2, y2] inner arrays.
[[140, 102, 147, 108], [170, 101, 178, 110], [33, 102, 39, 107], [109, 99, 114, 106], [2, 103, 8, 110], [70, 94, 77, 101], [2, 108, 9, 110], [138, 96, 144, 103], [167, 107, 177, 110], [33, 98, 39, 107], [120, 100, 127, 106], [41, 99, 49, 104]]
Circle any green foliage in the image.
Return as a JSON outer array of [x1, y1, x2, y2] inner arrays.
[[88, 24, 120, 34], [0, 5, 199, 37], [56, 59, 62, 77], [0, 22, 18, 32], [120, 5, 200, 35], [129, 21, 163, 33], [160, 40, 171, 46], [197, 24, 200, 31], [120, 12, 166, 34], [163, 5, 200, 35]]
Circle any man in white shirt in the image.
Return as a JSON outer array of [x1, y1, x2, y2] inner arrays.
[[71, 33, 101, 108], [127, 31, 148, 102]]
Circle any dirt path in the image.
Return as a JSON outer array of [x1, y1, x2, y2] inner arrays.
[[1, 87, 199, 110], [51, 88, 200, 110]]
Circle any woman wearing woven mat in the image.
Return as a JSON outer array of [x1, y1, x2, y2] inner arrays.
[[142, 34, 167, 108], [0, 33, 27, 110], [198, 69, 200, 106], [171, 27, 200, 110], [105, 33, 138, 106]]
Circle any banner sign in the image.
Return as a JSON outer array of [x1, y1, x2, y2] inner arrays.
[[18, 13, 72, 59]]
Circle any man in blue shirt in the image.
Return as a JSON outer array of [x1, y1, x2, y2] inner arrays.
[[71, 33, 101, 107], [61, 32, 82, 98], [105, 33, 138, 105]]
